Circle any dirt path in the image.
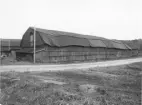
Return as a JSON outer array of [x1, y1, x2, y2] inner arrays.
[[0, 57, 142, 72]]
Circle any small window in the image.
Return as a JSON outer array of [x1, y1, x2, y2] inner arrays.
[[30, 32, 34, 46]]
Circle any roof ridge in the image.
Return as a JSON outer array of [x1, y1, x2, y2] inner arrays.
[[30, 27, 107, 40]]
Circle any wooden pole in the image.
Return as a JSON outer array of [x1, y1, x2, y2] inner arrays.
[[9, 39, 11, 51], [0, 39, 1, 56], [33, 27, 36, 63], [0, 38, 1, 65]]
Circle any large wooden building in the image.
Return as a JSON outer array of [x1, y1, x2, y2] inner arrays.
[[16, 27, 137, 63]]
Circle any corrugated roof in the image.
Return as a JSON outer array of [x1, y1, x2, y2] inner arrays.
[[21, 27, 131, 49], [112, 40, 132, 49], [121, 41, 139, 49], [89, 39, 106, 47], [111, 40, 127, 49]]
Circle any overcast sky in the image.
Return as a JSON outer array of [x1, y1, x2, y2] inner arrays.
[[0, 0, 142, 40]]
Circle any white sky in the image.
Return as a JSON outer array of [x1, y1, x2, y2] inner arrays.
[[0, 0, 142, 40]]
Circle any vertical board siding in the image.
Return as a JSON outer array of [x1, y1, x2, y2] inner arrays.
[[27, 46, 139, 63]]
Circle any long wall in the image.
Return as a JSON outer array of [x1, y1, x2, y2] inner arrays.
[[34, 46, 136, 63], [138, 50, 142, 56]]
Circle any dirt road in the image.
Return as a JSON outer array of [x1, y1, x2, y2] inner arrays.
[[0, 57, 142, 72]]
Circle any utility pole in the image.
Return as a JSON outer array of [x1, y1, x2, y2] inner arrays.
[[0, 38, 1, 65], [0, 39, 1, 56], [8, 39, 11, 51], [8, 39, 11, 57], [33, 27, 36, 63]]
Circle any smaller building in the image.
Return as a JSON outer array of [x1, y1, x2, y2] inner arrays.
[[1, 39, 21, 57]]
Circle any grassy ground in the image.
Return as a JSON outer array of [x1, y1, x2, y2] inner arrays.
[[0, 62, 141, 105]]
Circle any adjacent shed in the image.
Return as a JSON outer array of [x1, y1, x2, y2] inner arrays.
[[1, 39, 21, 56]]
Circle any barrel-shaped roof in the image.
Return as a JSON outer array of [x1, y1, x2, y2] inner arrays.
[[22, 27, 131, 49]]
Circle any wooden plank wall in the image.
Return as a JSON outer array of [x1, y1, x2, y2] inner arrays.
[[35, 46, 135, 63], [138, 50, 142, 56]]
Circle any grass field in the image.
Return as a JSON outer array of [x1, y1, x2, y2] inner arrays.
[[0, 62, 142, 105]]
